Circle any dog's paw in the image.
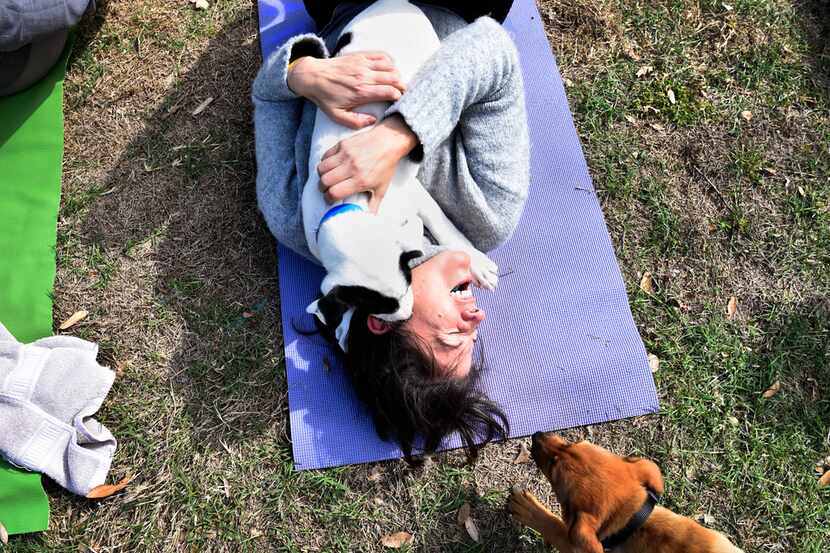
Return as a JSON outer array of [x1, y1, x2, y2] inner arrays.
[[468, 250, 498, 290], [508, 486, 538, 525], [508, 486, 558, 530]]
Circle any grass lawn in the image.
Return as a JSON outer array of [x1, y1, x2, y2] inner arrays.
[[6, 0, 829, 551]]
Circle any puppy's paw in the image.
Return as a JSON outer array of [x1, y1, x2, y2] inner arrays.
[[468, 250, 498, 290], [508, 486, 556, 531], [508, 486, 538, 525]]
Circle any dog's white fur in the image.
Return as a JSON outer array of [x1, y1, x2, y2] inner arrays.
[[301, 0, 498, 321]]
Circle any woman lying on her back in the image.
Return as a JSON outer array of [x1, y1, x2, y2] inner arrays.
[[253, 0, 529, 462]]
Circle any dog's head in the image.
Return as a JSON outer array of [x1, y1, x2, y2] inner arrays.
[[317, 209, 424, 321], [530, 432, 665, 544]]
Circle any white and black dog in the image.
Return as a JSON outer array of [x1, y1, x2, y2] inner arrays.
[[303, 0, 499, 333]]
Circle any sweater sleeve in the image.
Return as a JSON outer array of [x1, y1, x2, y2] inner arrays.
[[384, 17, 522, 156], [252, 33, 328, 102], [385, 16, 530, 252], [252, 34, 330, 262]]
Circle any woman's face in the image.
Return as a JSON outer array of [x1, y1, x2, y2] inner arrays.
[[405, 250, 486, 379]]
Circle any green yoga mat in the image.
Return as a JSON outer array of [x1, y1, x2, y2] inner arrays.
[[0, 41, 73, 536]]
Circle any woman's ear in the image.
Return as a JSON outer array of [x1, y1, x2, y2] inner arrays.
[[367, 315, 392, 335]]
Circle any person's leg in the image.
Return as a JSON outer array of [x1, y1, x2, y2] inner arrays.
[[0, 30, 67, 97]]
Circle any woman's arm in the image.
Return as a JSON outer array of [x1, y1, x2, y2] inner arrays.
[[253, 34, 327, 259], [388, 16, 530, 251]]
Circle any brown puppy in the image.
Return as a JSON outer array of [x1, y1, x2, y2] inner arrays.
[[508, 432, 744, 553]]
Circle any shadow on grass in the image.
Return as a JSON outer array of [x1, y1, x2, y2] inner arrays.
[[77, 13, 286, 449], [69, 0, 111, 68], [794, 0, 830, 102], [752, 297, 829, 444]]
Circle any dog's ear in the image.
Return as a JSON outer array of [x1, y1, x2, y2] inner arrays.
[[314, 286, 351, 328], [332, 32, 353, 56], [335, 285, 399, 315], [399, 249, 422, 284], [635, 458, 664, 495]]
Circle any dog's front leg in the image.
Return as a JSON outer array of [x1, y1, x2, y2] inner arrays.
[[409, 180, 499, 289], [508, 487, 574, 552]]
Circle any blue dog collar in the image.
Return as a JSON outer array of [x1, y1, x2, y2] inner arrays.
[[320, 203, 363, 225], [316, 203, 364, 239]]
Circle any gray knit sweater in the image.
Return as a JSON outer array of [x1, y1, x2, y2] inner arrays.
[[253, 5, 529, 262]]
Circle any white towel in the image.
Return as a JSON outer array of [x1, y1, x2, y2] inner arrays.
[[0, 322, 116, 496]]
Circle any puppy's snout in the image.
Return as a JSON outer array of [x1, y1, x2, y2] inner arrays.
[[532, 431, 544, 444]]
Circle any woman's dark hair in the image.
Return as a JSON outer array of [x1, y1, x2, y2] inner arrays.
[[311, 296, 509, 463]]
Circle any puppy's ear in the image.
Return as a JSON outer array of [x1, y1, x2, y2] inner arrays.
[[335, 285, 399, 315], [332, 32, 353, 56], [399, 249, 422, 284], [635, 458, 664, 495], [314, 286, 350, 328]]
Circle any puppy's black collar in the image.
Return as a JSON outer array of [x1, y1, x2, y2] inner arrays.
[[600, 489, 660, 550]]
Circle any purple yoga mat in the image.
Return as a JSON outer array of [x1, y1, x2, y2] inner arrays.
[[257, 0, 659, 470]]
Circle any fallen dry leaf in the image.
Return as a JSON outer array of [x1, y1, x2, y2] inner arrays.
[[819, 470, 830, 487], [464, 517, 481, 543], [740, 110, 753, 121], [0, 520, 7, 545], [562, 77, 574, 87], [191, 96, 214, 116], [250, 529, 264, 539], [193, 0, 209, 9], [624, 114, 637, 124], [650, 123, 665, 132], [457, 502, 471, 525], [726, 296, 738, 319], [667, 89, 676, 105], [381, 531, 413, 548], [648, 353, 660, 373], [639, 272, 654, 294], [762, 381, 781, 399], [636, 65, 653, 78], [86, 475, 132, 499], [456, 503, 480, 542], [622, 42, 641, 61], [59, 309, 88, 330], [513, 442, 531, 464], [367, 466, 383, 482]]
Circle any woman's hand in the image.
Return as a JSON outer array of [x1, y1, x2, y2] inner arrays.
[[317, 115, 419, 213], [287, 53, 406, 129]]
